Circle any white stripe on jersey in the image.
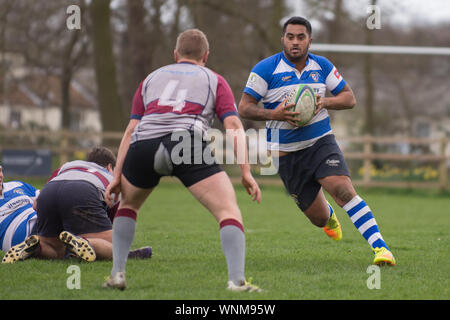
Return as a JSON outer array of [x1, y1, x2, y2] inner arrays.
[[1, 208, 36, 251], [266, 108, 329, 131], [325, 66, 342, 92], [267, 129, 331, 151]]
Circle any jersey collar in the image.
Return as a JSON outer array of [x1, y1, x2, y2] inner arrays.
[[280, 51, 311, 69]]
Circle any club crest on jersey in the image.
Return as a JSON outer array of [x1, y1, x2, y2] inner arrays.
[[14, 188, 25, 195], [309, 72, 319, 82]]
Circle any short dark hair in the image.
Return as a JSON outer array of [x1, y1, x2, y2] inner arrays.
[[282, 16, 312, 36], [176, 28, 209, 61], [86, 146, 116, 168]]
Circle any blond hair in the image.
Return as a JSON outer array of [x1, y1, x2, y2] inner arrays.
[[175, 29, 209, 61]]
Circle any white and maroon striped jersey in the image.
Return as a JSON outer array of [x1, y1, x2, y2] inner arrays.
[[129, 62, 239, 143], [49, 160, 113, 192]]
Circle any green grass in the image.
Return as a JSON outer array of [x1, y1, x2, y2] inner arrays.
[[0, 180, 449, 300]]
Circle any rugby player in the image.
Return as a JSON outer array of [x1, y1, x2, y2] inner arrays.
[[1, 147, 152, 263], [103, 29, 262, 292], [0, 164, 38, 253], [238, 17, 395, 266]]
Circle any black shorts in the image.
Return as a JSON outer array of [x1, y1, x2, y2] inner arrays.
[[123, 131, 223, 189], [32, 180, 112, 237], [277, 134, 349, 212]]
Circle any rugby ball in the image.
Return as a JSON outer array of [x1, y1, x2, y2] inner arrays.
[[286, 84, 316, 127]]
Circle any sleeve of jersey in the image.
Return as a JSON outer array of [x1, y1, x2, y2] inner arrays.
[[243, 63, 269, 102], [130, 81, 145, 120], [324, 60, 347, 96], [215, 75, 239, 122], [22, 182, 37, 198]]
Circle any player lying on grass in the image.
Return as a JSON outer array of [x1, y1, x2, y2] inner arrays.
[[238, 16, 395, 266], [103, 29, 262, 292], [1, 147, 151, 263]]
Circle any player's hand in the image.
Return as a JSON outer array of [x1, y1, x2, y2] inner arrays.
[[105, 176, 121, 208], [271, 97, 300, 127], [315, 95, 328, 115], [241, 171, 261, 203]]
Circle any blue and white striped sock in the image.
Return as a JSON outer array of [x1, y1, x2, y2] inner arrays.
[[343, 195, 388, 250], [327, 202, 334, 217]]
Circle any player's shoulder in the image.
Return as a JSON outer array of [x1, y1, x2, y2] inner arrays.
[[307, 53, 334, 73], [252, 52, 285, 75], [3, 181, 35, 194]]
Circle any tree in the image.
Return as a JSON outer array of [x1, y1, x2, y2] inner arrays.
[[89, 0, 126, 134]]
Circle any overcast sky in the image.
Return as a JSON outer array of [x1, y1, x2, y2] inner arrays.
[[292, 0, 450, 27]]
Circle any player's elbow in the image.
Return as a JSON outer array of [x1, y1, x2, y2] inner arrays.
[[348, 95, 356, 109], [237, 102, 248, 118]]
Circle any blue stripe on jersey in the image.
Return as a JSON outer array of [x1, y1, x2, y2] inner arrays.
[[11, 213, 34, 247], [331, 80, 346, 96], [0, 204, 32, 246], [219, 111, 239, 122], [267, 117, 331, 143], [243, 87, 262, 101], [131, 114, 143, 120]]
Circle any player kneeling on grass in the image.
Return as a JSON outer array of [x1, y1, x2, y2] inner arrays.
[[1, 147, 152, 264], [103, 29, 262, 292]]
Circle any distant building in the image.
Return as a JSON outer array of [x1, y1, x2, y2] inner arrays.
[[0, 71, 101, 132]]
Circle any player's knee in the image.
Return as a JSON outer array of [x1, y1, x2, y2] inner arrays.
[[303, 206, 329, 227], [332, 183, 355, 207], [308, 215, 328, 228]]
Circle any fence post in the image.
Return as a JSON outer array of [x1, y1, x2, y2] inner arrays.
[[363, 135, 372, 186], [439, 137, 448, 191]]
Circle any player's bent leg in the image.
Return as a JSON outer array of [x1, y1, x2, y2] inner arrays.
[[303, 189, 342, 241], [59, 231, 96, 262], [80, 230, 113, 260], [38, 236, 66, 259], [318, 175, 356, 208], [303, 189, 331, 227], [319, 175, 395, 265]]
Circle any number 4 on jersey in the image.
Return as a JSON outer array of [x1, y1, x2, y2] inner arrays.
[[158, 80, 187, 112]]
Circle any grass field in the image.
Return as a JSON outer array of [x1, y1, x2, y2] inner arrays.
[[0, 179, 449, 301]]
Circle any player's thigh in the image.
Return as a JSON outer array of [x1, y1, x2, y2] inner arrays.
[[119, 173, 155, 212], [318, 175, 356, 207], [187, 171, 242, 224]]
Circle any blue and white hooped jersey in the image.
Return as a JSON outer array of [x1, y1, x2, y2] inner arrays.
[[243, 52, 346, 152], [0, 181, 38, 251]]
